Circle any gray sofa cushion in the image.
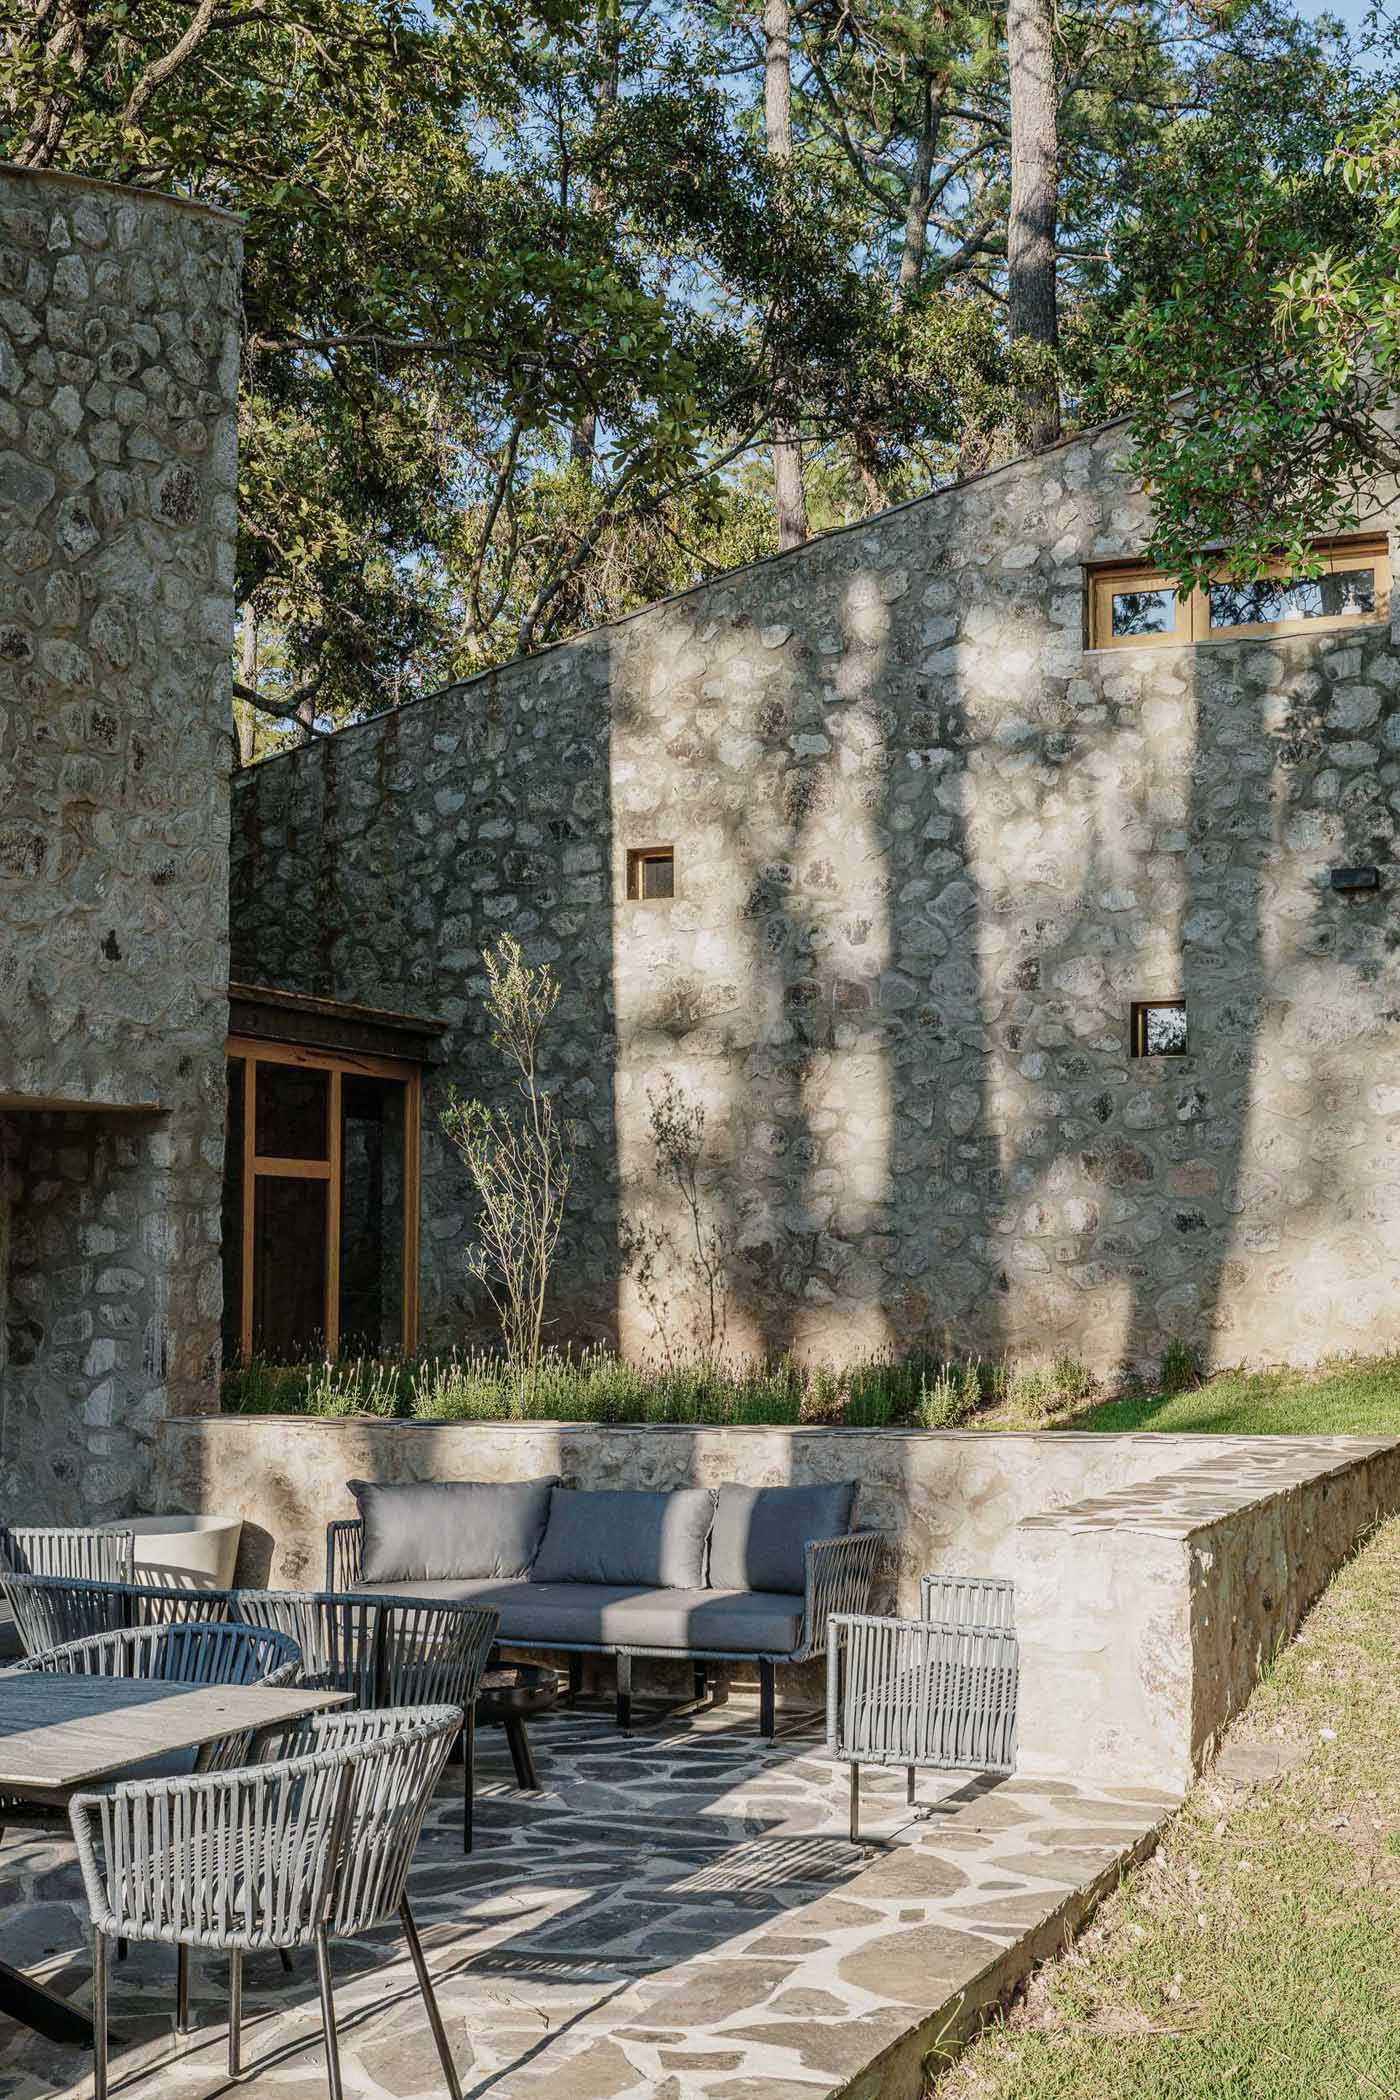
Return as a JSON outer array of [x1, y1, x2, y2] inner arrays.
[[348, 1477, 558, 1583], [352, 1577, 803, 1656], [708, 1481, 857, 1595], [530, 1487, 714, 1589]]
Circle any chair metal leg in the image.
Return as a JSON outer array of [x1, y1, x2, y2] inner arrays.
[[759, 1660, 775, 1739], [400, 1901, 462, 2100], [279, 1948, 294, 1975], [314, 1927, 343, 2100], [92, 1929, 109, 2100], [568, 1653, 584, 1703], [693, 1664, 707, 1703], [176, 1943, 190, 2034], [907, 1765, 917, 1807], [849, 1762, 861, 1845], [228, 1949, 242, 2078], [462, 1707, 474, 1856], [616, 1653, 632, 1733]]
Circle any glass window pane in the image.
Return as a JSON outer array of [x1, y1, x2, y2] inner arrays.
[[1209, 565, 1375, 631], [1142, 1003, 1188, 1057], [221, 1059, 245, 1362], [255, 1060, 328, 1159], [641, 852, 674, 899], [252, 1176, 327, 1360], [339, 1076, 407, 1354], [1111, 587, 1176, 638]]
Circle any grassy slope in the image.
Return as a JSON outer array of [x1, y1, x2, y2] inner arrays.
[[932, 1515, 1400, 2100], [1067, 1354, 1400, 1436]]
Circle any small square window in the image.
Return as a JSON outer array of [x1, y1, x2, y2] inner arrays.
[[627, 846, 674, 901], [1132, 1000, 1188, 1057]]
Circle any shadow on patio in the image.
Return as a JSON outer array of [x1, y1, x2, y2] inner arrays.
[[0, 1703, 1172, 2100]]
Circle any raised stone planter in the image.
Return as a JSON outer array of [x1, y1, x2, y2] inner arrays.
[[157, 1415, 1400, 1789]]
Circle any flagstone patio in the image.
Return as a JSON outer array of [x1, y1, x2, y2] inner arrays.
[[0, 1705, 1175, 2100]]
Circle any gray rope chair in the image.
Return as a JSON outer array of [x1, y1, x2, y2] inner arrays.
[[827, 1574, 1019, 1842], [232, 1589, 498, 1852], [0, 1573, 233, 1656], [69, 1704, 463, 2100], [0, 1524, 134, 1584]]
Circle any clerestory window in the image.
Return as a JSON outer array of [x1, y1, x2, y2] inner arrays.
[[1088, 537, 1389, 652]]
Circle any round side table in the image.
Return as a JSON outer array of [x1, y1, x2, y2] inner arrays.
[[474, 1663, 558, 1791]]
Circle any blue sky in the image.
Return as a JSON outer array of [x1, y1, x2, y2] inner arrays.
[[1294, 0, 1387, 36]]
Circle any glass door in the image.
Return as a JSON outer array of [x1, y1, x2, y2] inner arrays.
[[222, 1039, 420, 1363]]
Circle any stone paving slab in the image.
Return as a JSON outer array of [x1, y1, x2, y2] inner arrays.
[[0, 1705, 1176, 2100]]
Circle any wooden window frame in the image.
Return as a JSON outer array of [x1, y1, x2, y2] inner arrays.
[[626, 844, 675, 901], [1131, 999, 1188, 1059], [225, 1035, 421, 1364], [1088, 536, 1391, 652]]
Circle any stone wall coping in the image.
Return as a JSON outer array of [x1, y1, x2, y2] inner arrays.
[[1017, 1437, 1400, 1540], [0, 158, 240, 225], [172, 1412, 1395, 1455]]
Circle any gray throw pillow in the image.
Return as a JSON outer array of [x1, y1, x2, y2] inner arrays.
[[530, 1487, 715, 1589], [708, 1481, 857, 1595], [349, 1477, 558, 1584]]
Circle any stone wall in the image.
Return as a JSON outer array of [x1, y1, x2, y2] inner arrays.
[[231, 419, 1400, 1376], [0, 164, 240, 1520], [156, 1413, 1400, 1787]]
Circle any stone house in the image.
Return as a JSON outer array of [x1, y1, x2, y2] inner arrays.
[[230, 430, 1400, 1381], [7, 160, 1400, 1541]]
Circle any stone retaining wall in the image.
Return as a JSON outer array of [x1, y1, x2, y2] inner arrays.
[[156, 1415, 1400, 1787]]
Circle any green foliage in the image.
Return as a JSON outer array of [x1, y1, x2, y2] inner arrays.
[[1159, 1337, 1202, 1396], [221, 1340, 1008, 1426], [1107, 33, 1396, 580], [439, 936, 575, 1384]]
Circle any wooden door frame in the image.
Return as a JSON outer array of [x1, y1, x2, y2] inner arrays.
[[225, 1035, 422, 1362]]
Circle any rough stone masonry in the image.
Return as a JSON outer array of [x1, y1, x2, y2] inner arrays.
[[0, 164, 239, 1520], [233, 429, 1400, 1378]]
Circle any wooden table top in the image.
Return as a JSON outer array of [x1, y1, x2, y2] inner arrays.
[[0, 1676, 350, 1792]]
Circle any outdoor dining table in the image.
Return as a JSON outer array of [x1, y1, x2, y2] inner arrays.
[[0, 1672, 350, 2050]]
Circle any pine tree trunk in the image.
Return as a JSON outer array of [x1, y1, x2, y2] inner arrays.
[[763, 0, 807, 551], [235, 613, 257, 769], [895, 76, 941, 297], [1007, 0, 1060, 449], [571, 0, 620, 475]]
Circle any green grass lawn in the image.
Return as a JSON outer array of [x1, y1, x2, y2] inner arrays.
[[1067, 1354, 1400, 1437], [931, 1514, 1400, 2100]]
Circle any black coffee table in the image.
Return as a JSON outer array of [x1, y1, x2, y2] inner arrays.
[[474, 1663, 558, 1791]]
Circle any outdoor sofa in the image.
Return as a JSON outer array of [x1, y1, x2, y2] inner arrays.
[[327, 1478, 883, 1734]]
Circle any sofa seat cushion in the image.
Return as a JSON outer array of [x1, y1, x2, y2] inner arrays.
[[350, 1579, 804, 1655]]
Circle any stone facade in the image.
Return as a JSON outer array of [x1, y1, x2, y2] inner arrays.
[[0, 164, 240, 1520], [156, 1413, 1400, 1789], [231, 424, 1400, 1376]]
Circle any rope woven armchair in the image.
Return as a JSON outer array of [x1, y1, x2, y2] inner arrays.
[[827, 1574, 1019, 1843], [68, 1704, 463, 2100], [0, 1525, 134, 1584], [0, 1574, 232, 1657], [232, 1589, 499, 1851]]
